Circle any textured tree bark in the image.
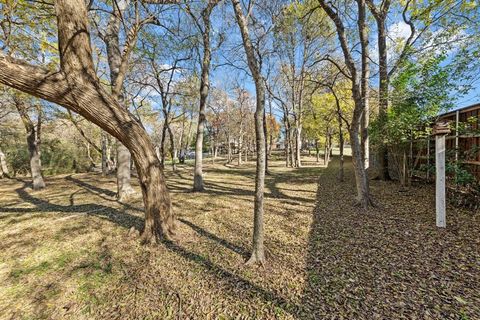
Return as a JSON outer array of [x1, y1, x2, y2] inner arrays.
[[0, 0, 176, 242], [15, 98, 45, 190], [232, 0, 266, 265]]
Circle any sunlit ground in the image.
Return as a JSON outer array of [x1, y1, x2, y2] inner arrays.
[[0, 152, 478, 319]]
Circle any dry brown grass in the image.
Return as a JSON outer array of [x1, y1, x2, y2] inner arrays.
[[0, 157, 323, 320], [1, 156, 479, 319]]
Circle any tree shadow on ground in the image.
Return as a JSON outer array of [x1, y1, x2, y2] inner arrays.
[[1, 179, 301, 317], [300, 157, 480, 319]]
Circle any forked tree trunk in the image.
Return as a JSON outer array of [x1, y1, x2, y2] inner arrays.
[[15, 98, 45, 190], [232, 0, 266, 265], [319, 0, 372, 207], [0, 0, 176, 242]]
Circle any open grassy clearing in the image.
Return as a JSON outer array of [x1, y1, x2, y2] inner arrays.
[[0, 157, 324, 319], [0, 156, 479, 319]]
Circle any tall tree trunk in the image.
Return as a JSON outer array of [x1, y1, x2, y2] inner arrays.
[[244, 142, 248, 162], [263, 108, 270, 175], [168, 124, 176, 171], [359, 0, 370, 171], [0, 147, 9, 178], [117, 143, 134, 200], [319, 0, 372, 207], [338, 109, 345, 182], [160, 122, 167, 168], [192, 3, 215, 192], [238, 134, 243, 165], [15, 98, 45, 190], [295, 124, 302, 167], [283, 116, 290, 167], [0, 0, 176, 242], [232, 0, 266, 265], [104, 0, 135, 200], [315, 139, 320, 163], [350, 123, 371, 207], [366, 0, 391, 180], [377, 13, 390, 178], [101, 132, 108, 176], [289, 133, 295, 167], [227, 133, 232, 163]]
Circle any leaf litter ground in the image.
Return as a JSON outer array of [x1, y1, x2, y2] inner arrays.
[[0, 156, 478, 319]]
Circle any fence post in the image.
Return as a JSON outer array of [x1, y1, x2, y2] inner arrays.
[[433, 122, 450, 228]]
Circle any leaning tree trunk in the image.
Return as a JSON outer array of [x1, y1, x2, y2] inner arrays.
[[0, 0, 176, 242], [15, 98, 45, 190]]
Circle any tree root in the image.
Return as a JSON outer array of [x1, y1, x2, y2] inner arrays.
[[245, 251, 266, 267], [354, 196, 377, 209]]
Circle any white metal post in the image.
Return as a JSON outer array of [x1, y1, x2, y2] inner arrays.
[[435, 134, 446, 228]]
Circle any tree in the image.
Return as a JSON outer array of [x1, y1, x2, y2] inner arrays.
[[273, 0, 329, 168], [14, 95, 46, 190], [186, 0, 221, 191], [366, 0, 480, 180], [0, 0, 176, 242], [317, 0, 373, 207], [231, 0, 267, 265]]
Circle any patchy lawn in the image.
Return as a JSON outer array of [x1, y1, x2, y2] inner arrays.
[[0, 156, 478, 319]]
